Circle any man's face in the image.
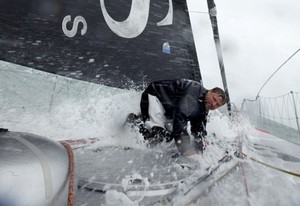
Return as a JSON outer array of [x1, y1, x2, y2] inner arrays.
[[204, 91, 224, 110]]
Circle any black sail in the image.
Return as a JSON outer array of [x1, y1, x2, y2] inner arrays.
[[0, 0, 201, 89]]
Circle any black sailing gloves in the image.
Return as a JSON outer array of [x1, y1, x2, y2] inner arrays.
[[173, 130, 207, 156], [141, 126, 173, 145]]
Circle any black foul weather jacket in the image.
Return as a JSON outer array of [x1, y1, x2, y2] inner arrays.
[[140, 79, 208, 138]]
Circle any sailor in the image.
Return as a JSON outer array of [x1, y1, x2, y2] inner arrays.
[[127, 79, 227, 156]]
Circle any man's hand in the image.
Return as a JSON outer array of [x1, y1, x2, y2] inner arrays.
[[192, 130, 208, 151], [194, 138, 208, 151]]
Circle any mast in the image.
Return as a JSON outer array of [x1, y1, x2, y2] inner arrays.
[[206, 0, 231, 115]]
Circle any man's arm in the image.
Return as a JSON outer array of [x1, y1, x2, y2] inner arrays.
[[191, 114, 207, 136], [172, 111, 197, 154]]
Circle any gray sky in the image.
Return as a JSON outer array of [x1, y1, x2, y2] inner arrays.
[[189, 0, 300, 107]]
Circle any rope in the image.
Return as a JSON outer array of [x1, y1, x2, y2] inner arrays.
[[186, 10, 208, 14], [237, 133, 251, 206], [241, 152, 300, 178], [60, 142, 75, 206], [240, 162, 250, 197], [256, 48, 300, 98]]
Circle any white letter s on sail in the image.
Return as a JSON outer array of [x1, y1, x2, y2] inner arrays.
[[62, 15, 88, 38]]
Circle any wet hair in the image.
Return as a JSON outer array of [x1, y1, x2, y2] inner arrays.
[[211, 87, 227, 105]]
